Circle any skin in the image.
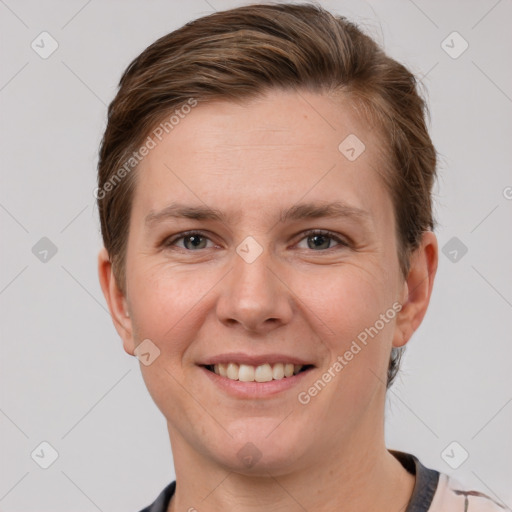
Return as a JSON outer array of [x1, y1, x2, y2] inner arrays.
[[98, 89, 438, 511]]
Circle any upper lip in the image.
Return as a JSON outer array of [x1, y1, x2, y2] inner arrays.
[[199, 353, 315, 367]]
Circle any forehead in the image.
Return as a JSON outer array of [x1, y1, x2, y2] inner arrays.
[[133, 89, 391, 224], [148, 89, 378, 163]]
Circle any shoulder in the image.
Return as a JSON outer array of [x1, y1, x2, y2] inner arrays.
[[429, 473, 510, 512], [389, 450, 509, 512]]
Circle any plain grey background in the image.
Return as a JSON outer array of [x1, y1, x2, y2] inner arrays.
[[1, 0, 511, 510]]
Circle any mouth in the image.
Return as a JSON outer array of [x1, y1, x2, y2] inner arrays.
[[201, 362, 315, 383]]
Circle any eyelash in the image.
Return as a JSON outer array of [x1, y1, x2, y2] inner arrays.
[[162, 229, 350, 252]]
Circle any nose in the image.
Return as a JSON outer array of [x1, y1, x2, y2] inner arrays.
[[215, 242, 294, 334]]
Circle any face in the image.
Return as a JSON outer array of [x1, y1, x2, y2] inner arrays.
[[100, 89, 436, 476]]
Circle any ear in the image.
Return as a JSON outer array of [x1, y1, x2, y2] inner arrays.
[[97, 247, 136, 356], [393, 231, 438, 347]]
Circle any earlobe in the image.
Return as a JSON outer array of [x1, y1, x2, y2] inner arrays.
[[97, 247, 136, 356], [393, 231, 438, 348]]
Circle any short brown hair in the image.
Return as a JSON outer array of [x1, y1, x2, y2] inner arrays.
[[97, 2, 437, 388]]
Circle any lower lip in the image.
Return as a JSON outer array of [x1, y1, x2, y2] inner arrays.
[[199, 366, 313, 398]]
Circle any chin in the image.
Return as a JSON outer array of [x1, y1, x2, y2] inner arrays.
[[212, 420, 309, 475], [216, 447, 305, 477]]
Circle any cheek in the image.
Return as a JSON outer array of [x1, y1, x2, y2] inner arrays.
[[127, 262, 217, 355], [297, 263, 397, 397], [300, 263, 393, 337], [304, 271, 395, 395], [128, 265, 213, 419]]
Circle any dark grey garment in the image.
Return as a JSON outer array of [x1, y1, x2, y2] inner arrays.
[[138, 450, 439, 512]]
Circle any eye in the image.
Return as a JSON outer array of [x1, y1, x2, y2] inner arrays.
[[163, 231, 215, 251], [162, 229, 350, 252], [296, 230, 349, 251]]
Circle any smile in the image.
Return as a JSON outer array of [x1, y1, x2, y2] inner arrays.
[[204, 362, 313, 382]]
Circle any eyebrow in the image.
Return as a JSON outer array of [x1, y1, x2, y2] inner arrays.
[[144, 201, 370, 227]]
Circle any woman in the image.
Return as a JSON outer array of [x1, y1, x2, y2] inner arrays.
[[96, 3, 507, 511]]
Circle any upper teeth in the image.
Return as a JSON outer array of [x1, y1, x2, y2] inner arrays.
[[212, 363, 303, 382]]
